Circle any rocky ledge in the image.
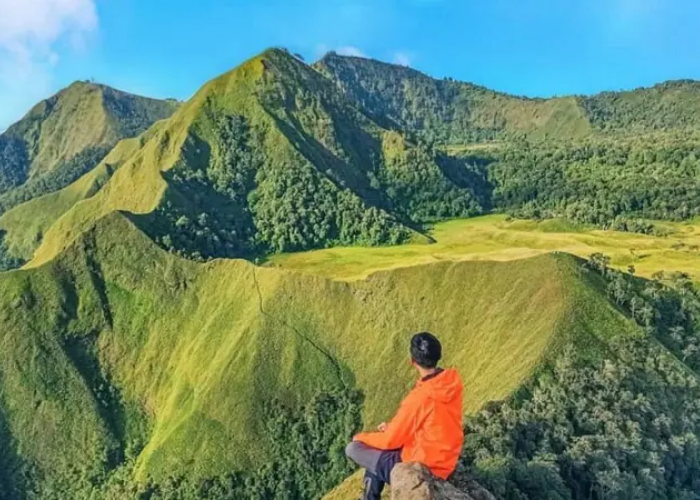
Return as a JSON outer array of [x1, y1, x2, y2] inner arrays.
[[390, 463, 495, 500]]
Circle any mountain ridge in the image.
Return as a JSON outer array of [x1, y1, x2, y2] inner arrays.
[[316, 51, 700, 101], [315, 51, 700, 142], [4, 47, 700, 499], [0, 208, 638, 498], [0, 81, 178, 215], [5, 49, 489, 269], [5, 47, 700, 271]]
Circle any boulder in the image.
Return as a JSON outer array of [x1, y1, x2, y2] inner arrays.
[[390, 463, 495, 500]]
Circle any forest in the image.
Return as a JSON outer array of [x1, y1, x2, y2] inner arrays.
[[456, 256, 700, 500], [487, 132, 700, 228], [4, 389, 363, 500], [146, 127, 700, 264]]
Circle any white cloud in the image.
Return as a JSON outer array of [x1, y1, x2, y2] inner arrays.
[[393, 52, 412, 67], [0, 0, 98, 129], [315, 44, 368, 60], [335, 46, 367, 58]]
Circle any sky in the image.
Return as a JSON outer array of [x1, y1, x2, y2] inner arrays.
[[1, 0, 700, 129]]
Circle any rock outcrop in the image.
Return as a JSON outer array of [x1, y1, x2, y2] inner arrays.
[[390, 463, 495, 500]]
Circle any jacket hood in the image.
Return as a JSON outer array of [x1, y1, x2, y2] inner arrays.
[[417, 368, 463, 404]]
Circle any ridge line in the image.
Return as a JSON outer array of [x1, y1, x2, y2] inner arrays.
[[251, 265, 348, 389]]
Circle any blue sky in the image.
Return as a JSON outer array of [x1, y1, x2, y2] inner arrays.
[[1, 0, 699, 129]]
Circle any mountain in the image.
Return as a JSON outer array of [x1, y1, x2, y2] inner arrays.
[[0, 134, 146, 265], [4, 210, 700, 500], [0, 81, 178, 213], [0, 211, 638, 499], [316, 52, 700, 142], [315, 53, 591, 143], [0, 49, 493, 269], [3, 48, 700, 500], [5, 50, 700, 272]]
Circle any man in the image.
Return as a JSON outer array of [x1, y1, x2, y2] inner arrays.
[[345, 332, 464, 500]]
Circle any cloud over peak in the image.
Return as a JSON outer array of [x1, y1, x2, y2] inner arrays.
[[393, 52, 412, 67], [335, 46, 367, 58]]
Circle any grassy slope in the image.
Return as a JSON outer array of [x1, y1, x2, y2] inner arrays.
[[270, 214, 700, 282], [10, 82, 111, 177], [0, 212, 638, 491], [0, 137, 144, 260], [2, 81, 177, 180], [315, 54, 593, 142], [316, 54, 700, 144], [1, 50, 688, 496], [18, 54, 273, 267], [18, 49, 444, 267]]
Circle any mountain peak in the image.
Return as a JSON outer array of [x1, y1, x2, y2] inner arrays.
[[0, 81, 177, 211]]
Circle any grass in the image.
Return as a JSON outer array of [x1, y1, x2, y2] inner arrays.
[[0, 212, 638, 493], [0, 49, 674, 496], [269, 214, 700, 282], [5, 81, 177, 179], [0, 137, 142, 260]]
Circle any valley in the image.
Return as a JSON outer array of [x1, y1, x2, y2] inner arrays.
[[2, 47, 700, 499], [271, 214, 700, 281]]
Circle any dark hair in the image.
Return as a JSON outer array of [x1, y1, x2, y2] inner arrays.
[[410, 332, 442, 369]]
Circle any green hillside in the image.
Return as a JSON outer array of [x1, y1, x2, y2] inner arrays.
[[0, 136, 145, 264], [4, 50, 700, 273], [0, 211, 640, 499], [268, 214, 700, 282], [316, 54, 700, 228], [316, 53, 700, 143], [0, 81, 178, 212], [315, 52, 592, 143], [3, 49, 495, 270], [4, 48, 700, 500], [582, 80, 700, 132]]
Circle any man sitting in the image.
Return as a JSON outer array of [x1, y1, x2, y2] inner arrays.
[[345, 332, 464, 500]]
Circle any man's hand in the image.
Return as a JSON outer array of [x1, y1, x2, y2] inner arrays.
[[377, 422, 387, 432]]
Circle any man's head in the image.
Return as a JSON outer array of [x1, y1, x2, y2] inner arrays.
[[410, 331, 442, 370]]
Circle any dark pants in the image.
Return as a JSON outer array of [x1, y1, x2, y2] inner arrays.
[[345, 441, 402, 500]]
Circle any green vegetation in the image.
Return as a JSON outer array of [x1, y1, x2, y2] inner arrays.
[[0, 145, 112, 213], [315, 53, 592, 144], [6, 49, 495, 269], [0, 136, 143, 266], [0, 81, 177, 207], [317, 54, 700, 144], [4, 50, 700, 272], [117, 389, 363, 500], [0, 213, 629, 498], [486, 132, 700, 226], [269, 215, 700, 282], [5, 48, 700, 499], [0, 230, 23, 270], [326, 250, 700, 500], [456, 257, 700, 500], [582, 80, 700, 132], [2, 50, 700, 274], [316, 54, 700, 233]]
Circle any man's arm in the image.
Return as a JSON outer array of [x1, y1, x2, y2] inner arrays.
[[353, 390, 424, 450]]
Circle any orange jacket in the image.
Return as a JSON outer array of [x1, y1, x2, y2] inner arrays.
[[354, 368, 464, 479]]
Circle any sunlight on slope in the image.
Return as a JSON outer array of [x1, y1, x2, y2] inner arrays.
[[0, 137, 142, 260], [21, 50, 329, 269], [270, 214, 700, 281], [0, 213, 638, 485]]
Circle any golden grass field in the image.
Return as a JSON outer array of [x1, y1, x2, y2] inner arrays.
[[270, 214, 700, 282]]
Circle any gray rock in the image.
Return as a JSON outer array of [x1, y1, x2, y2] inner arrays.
[[390, 463, 495, 500]]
